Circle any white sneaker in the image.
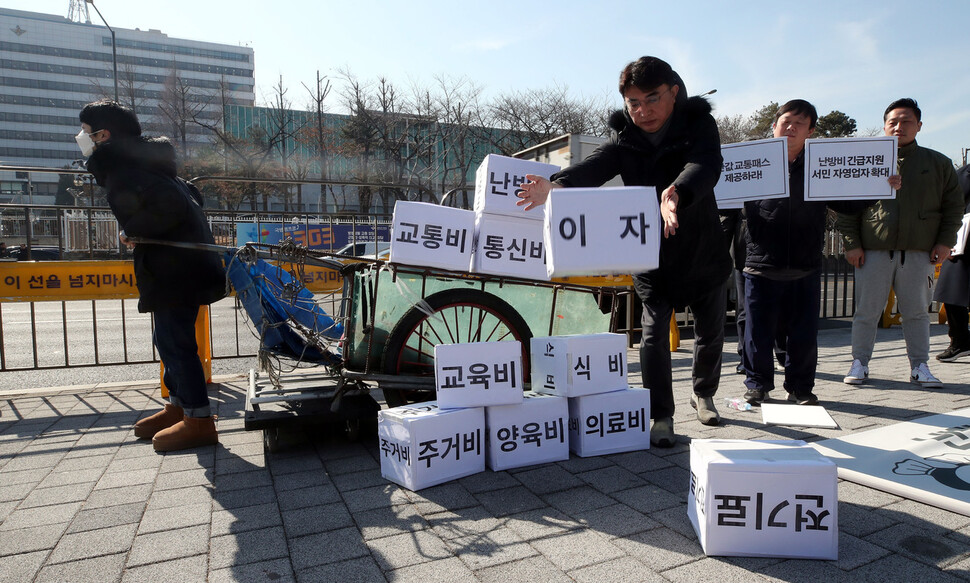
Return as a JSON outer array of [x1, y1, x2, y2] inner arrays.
[[911, 363, 942, 388], [843, 359, 868, 385]]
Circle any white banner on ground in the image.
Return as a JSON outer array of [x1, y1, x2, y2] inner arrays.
[[761, 403, 838, 429], [812, 407, 970, 516], [714, 137, 789, 207], [803, 136, 897, 201]]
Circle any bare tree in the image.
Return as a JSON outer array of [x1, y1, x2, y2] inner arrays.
[[301, 71, 335, 212]]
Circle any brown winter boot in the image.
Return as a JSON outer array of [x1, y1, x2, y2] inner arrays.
[[151, 415, 218, 452], [133, 404, 184, 439]]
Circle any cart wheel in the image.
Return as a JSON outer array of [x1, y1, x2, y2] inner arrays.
[[345, 419, 361, 441], [381, 289, 532, 407], [263, 427, 281, 453]]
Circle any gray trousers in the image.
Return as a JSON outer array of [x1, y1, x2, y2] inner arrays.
[[851, 249, 936, 368]]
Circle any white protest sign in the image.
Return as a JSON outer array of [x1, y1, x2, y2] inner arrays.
[[804, 137, 897, 201], [714, 137, 789, 207]]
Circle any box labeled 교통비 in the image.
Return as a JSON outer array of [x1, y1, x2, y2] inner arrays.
[[434, 341, 524, 409], [378, 402, 485, 491], [390, 201, 475, 272], [531, 333, 628, 398], [472, 213, 548, 280], [567, 386, 650, 457], [474, 154, 560, 219], [544, 186, 660, 277], [485, 391, 568, 471], [688, 439, 838, 560]]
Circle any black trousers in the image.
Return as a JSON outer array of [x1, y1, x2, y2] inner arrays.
[[640, 283, 726, 420], [945, 303, 970, 346]]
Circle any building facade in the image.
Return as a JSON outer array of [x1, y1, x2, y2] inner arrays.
[[0, 7, 255, 204]]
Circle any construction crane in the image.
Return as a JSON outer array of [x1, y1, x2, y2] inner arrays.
[[67, 0, 91, 24]]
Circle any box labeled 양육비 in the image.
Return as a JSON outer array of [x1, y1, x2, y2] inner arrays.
[[485, 391, 569, 471]]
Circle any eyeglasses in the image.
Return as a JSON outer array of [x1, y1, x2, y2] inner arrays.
[[625, 87, 673, 110]]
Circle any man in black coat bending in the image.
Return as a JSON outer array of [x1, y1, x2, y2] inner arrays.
[[78, 100, 226, 452], [517, 56, 731, 447]]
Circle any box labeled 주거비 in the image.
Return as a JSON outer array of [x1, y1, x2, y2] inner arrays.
[[544, 186, 660, 277], [567, 386, 650, 457], [531, 333, 628, 398], [434, 341, 524, 409], [687, 439, 838, 560], [390, 201, 476, 272], [378, 402, 485, 491], [485, 391, 569, 471], [474, 154, 560, 219]]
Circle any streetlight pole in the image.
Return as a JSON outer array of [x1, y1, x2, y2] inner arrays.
[[85, 0, 118, 102]]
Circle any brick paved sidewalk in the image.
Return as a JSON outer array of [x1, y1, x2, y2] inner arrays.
[[2, 324, 970, 582]]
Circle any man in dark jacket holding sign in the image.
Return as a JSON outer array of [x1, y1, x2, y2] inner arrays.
[[517, 56, 731, 447], [78, 100, 226, 452]]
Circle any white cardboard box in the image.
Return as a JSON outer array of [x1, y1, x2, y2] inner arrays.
[[472, 213, 548, 280], [485, 391, 569, 471], [688, 439, 838, 560], [567, 387, 650, 457], [474, 154, 560, 219], [531, 333, 628, 398], [544, 186, 661, 277], [390, 201, 475, 272], [434, 341, 524, 409], [378, 402, 485, 491]]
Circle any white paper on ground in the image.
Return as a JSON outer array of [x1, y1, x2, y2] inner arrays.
[[760, 403, 838, 429]]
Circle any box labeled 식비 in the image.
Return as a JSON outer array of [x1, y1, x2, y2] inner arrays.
[[567, 386, 650, 457], [474, 154, 560, 219], [688, 439, 838, 560], [390, 201, 475, 272], [434, 341, 524, 409], [544, 186, 660, 277], [485, 391, 568, 471], [531, 333, 628, 398], [378, 402, 485, 491], [472, 213, 548, 280]]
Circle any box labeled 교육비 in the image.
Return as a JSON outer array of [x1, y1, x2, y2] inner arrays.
[[378, 402, 485, 491], [485, 391, 569, 471], [474, 154, 560, 219], [531, 333, 628, 398], [472, 213, 548, 280], [544, 186, 660, 277], [567, 387, 650, 457], [688, 439, 838, 560], [434, 341, 524, 409], [390, 201, 475, 272]]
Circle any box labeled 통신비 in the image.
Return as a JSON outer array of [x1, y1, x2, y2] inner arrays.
[[472, 213, 548, 280]]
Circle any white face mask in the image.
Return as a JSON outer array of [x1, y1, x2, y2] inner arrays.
[[75, 129, 97, 157]]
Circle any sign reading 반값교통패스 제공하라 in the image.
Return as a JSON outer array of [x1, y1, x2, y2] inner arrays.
[[803, 136, 897, 201], [714, 137, 790, 209]]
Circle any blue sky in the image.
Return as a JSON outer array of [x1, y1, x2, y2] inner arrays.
[[7, 0, 970, 164]]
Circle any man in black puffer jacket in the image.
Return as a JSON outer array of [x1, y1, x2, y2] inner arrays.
[[741, 99, 867, 406], [517, 56, 731, 447], [78, 100, 226, 452]]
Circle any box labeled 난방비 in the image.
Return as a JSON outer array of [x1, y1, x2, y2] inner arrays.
[[378, 402, 485, 491], [688, 439, 838, 560], [474, 154, 560, 219]]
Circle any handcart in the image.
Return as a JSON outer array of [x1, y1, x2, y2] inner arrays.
[[157, 239, 629, 452]]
